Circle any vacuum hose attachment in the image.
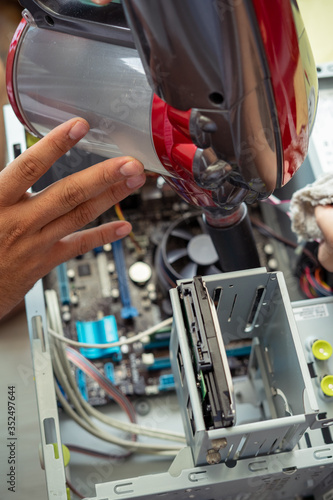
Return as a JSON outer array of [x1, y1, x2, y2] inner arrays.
[[203, 204, 260, 272]]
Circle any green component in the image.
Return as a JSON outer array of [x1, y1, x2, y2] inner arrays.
[[148, 328, 172, 342], [155, 327, 172, 334], [67, 487, 71, 500], [199, 371, 207, 400]]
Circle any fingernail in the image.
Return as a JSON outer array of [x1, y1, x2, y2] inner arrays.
[[115, 223, 131, 237], [120, 161, 143, 177], [126, 174, 146, 189], [69, 120, 90, 140]]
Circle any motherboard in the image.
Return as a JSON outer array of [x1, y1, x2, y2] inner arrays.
[[44, 175, 300, 408]]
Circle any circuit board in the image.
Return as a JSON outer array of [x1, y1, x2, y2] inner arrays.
[[44, 176, 296, 407]]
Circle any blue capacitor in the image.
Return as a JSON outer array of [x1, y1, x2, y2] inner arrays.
[[76, 316, 122, 360]]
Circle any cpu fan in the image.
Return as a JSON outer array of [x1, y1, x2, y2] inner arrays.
[[155, 212, 222, 291]]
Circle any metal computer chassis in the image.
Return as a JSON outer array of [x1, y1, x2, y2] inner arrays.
[[25, 269, 333, 500]]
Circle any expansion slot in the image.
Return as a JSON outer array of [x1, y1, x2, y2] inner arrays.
[[96, 252, 112, 298], [179, 276, 235, 429], [112, 239, 138, 319], [56, 263, 70, 305]]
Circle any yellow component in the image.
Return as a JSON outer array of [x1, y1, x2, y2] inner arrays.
[[298, 0, 333, 65], [62, 445, 71, 467], [52, 443, 60, 459], [66, 487, 71, 500], [312, 339, 333, 361], [51, 444, 71, 467], [26, 132, 40, 148], [321, 375, 333, 397]]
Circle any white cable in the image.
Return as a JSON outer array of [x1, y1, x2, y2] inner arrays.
[[54, 383, 180, 456], [48, 317, 173, 348], [51, 338, 183, 453], [79, 395, 185, 443], [47, 291, 181, 446], [45, 290, 185, 447], [58, 337, 185, 443], [53, 331, 184, 443], [46, 291, 182, 441], [53, 365, 181, 454]]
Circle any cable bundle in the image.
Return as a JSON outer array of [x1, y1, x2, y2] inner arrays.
[[46, 289, 185, 458]]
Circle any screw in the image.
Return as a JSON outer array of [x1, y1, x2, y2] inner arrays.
[[211, 438, 228, 450], [206, 449, 221, 465]]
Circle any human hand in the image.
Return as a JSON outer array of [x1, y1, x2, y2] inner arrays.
[[0, 117, 145, 318], [315, 205, 333, 272]]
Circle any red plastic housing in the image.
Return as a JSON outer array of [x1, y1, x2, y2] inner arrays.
[[6, 19, 32, 131], [151, 94, 216, 209], [252, 0, 309, 185], [151, 0, 311, 197]]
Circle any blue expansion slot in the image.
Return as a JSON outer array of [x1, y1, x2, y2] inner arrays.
[[147, 357, 171, 371], [226, 346, 251, 357], [76, 369, 88, 401], [56, 263, 70, 305], [112, 239, 138, 319], [144, 332, 171, 350], [144, 340, 171, 350]]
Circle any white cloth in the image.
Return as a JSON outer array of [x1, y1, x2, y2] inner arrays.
[[290, 173, 333, 241]]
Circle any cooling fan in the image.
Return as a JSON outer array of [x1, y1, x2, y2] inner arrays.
[[155, 213, 222, 291]]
